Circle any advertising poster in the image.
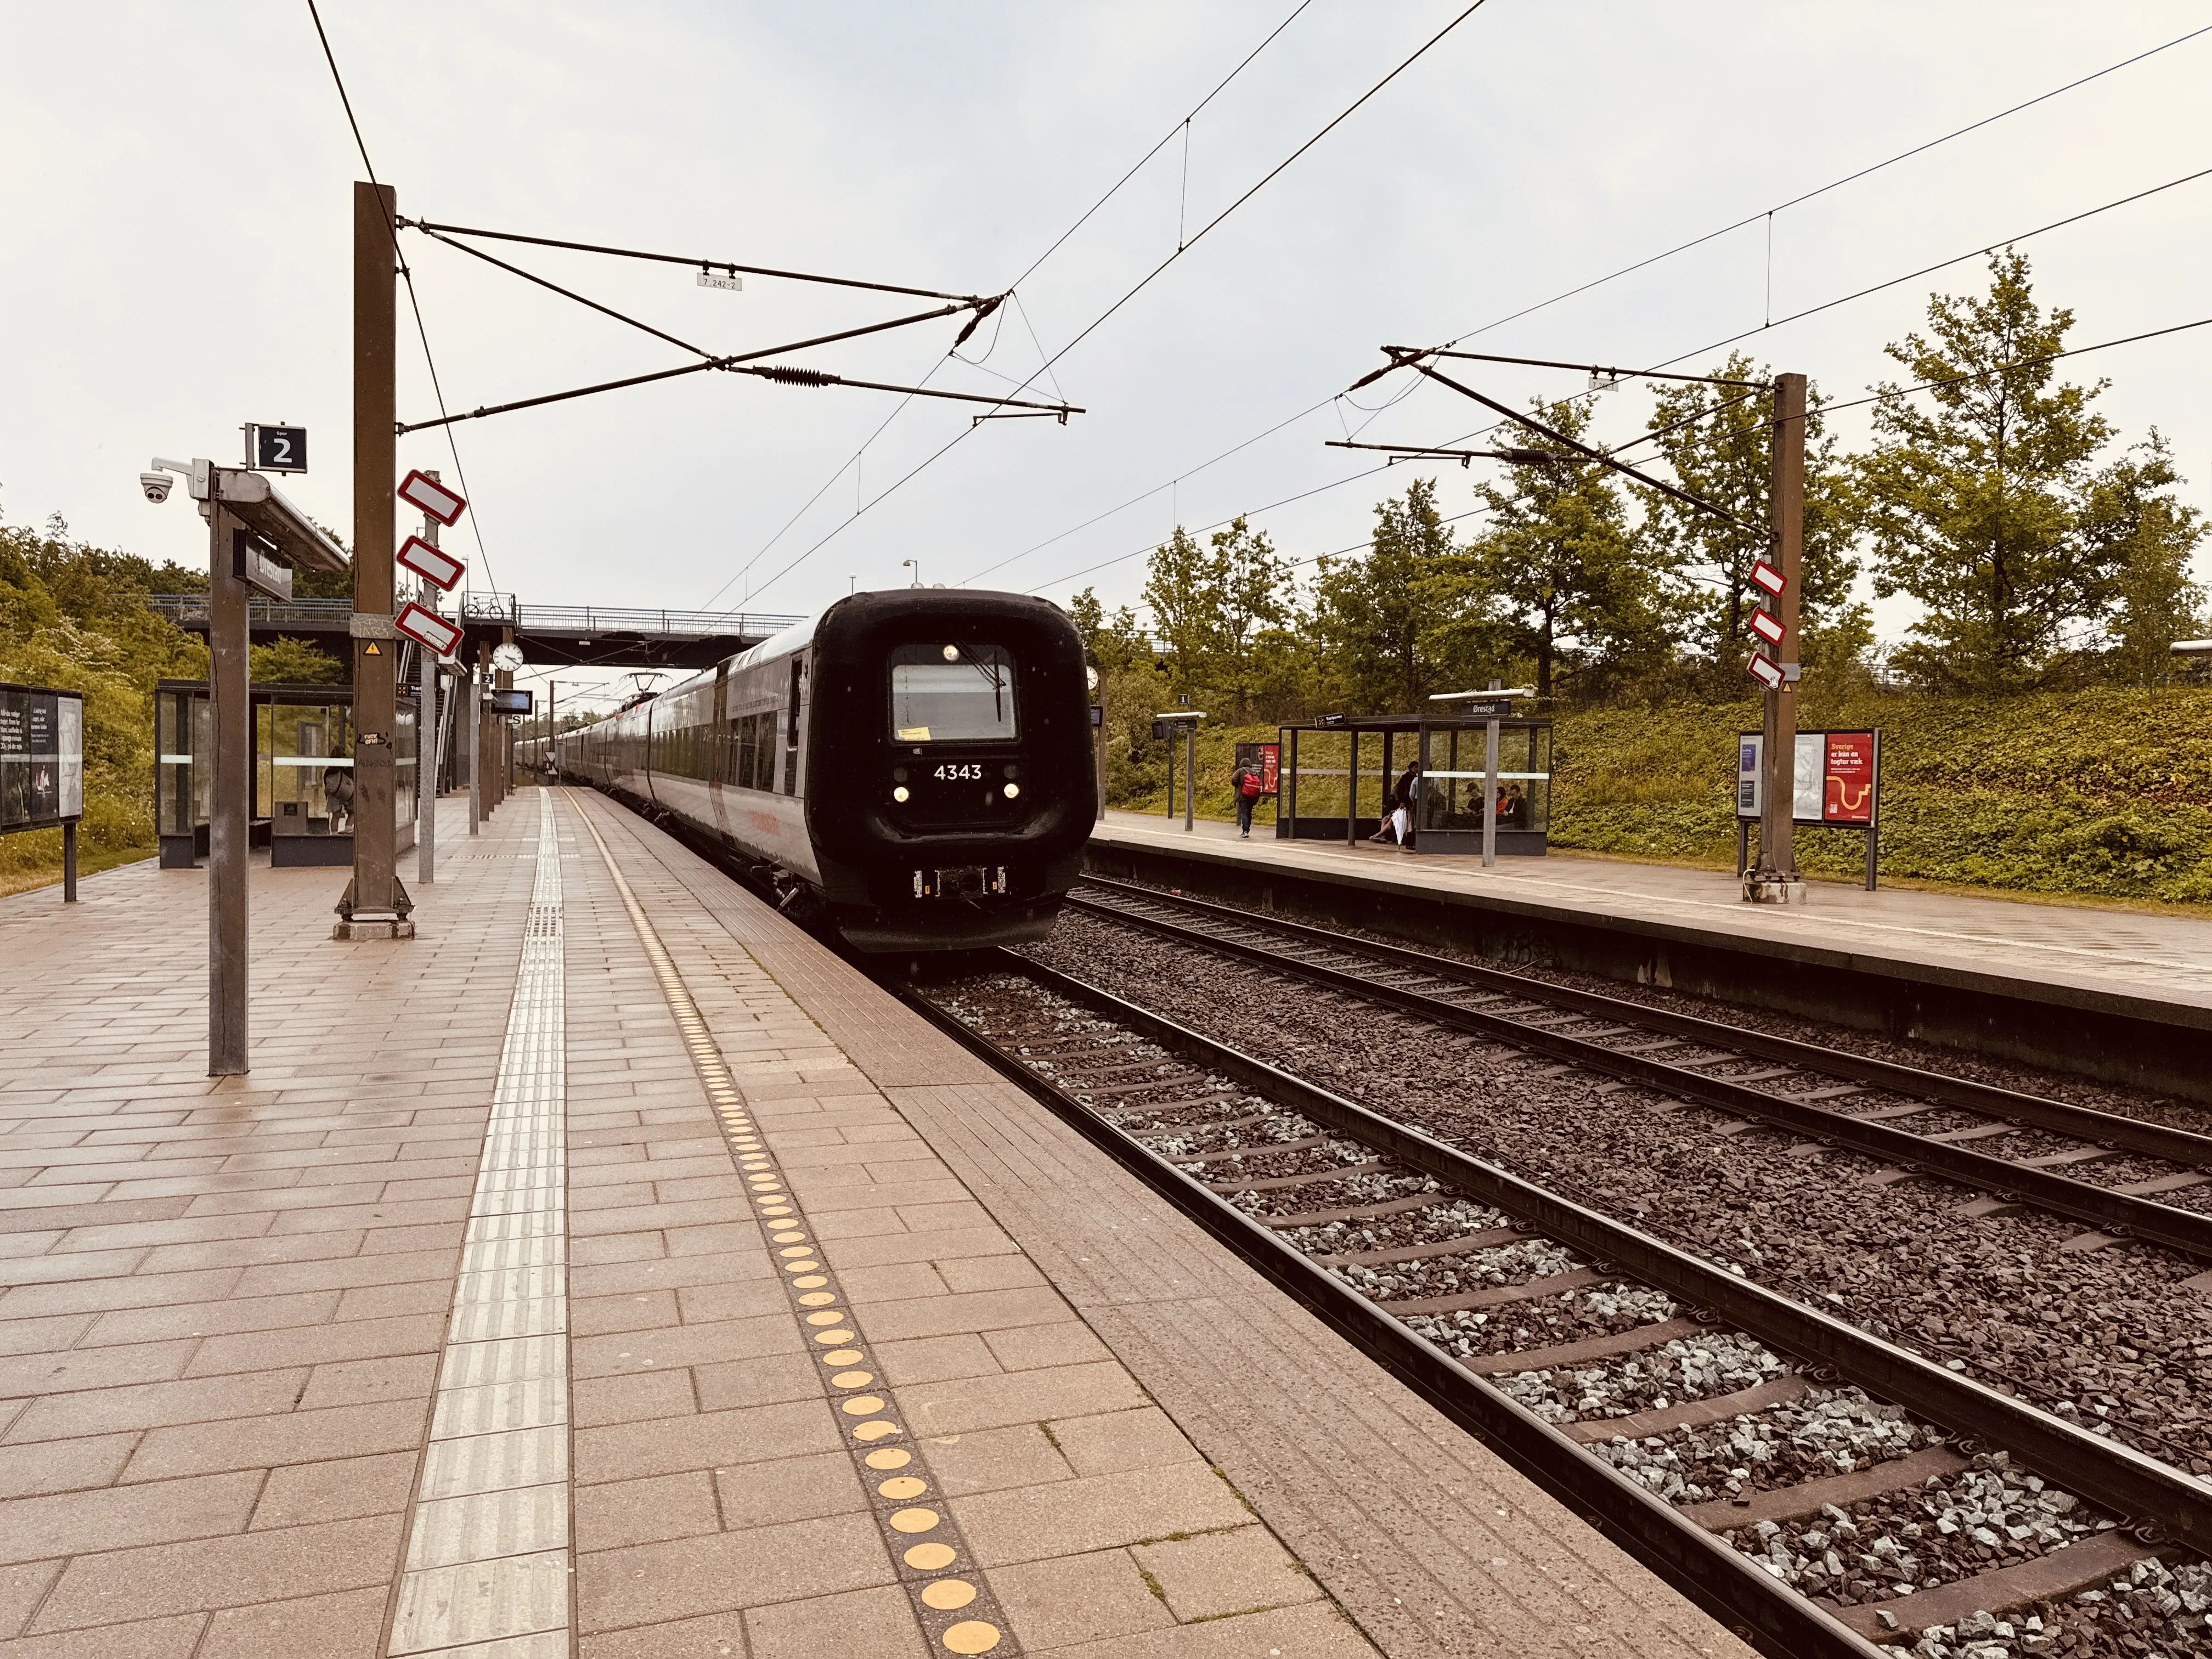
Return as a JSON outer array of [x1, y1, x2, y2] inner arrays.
[[1234, 741, 1281, 795], [1823, 731, 1875, 824], [1736, 728, 1880, 827]]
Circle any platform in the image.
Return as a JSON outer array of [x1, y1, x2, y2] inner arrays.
[[1091, 810, 2212, 1103], [0, 789, 1754, 1659]]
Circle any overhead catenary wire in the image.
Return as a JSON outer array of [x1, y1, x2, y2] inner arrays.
[[304, 0, 497, 594], [726, 0, 1497, 612], [982, 24, 2212, 592], [1021, 157, 2212, 597], [695, 0, 1321, 613]]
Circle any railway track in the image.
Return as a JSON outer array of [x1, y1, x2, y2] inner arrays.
[[1065, 878, 2212, 1265], [896, 951, 2212, 1659]]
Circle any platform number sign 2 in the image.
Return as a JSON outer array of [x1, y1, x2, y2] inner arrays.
[[251, 425, 308, 474]]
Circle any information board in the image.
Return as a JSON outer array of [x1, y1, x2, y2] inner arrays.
[[1736, 730, 1880, 827], [0, 684, 86, 832]]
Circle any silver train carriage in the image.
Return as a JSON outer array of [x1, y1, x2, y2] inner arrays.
[[552, 589, 1096, 951]]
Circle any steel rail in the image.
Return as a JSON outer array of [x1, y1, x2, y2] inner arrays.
[[1068, 885, 2212, 1259], [1077, 878, 2212, 1168], [889, 961, 1884, 1659], [945, 952, 2212, 1559]]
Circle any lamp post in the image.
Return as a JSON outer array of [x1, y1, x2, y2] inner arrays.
[[1153, 711, 1205, 831]]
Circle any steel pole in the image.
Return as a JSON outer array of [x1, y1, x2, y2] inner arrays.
[[208, 507, 250, 1074], [415, 481, 440, 885], [345, 178, 407, 931], [1183, 726, 1195, 832], [466, 650, 481, 834], [1754, 372, 1807, 892]]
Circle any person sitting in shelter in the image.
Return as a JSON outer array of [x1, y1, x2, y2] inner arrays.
[[1502, 781, 1530, 830]]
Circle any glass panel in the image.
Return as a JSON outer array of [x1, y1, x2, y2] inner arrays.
[[889, 645, 1017, 743], [393, 702, 417, 831]]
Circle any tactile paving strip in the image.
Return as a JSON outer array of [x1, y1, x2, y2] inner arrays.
[[575, 803, 1018, 1657], [386, 792, 572, 1659]]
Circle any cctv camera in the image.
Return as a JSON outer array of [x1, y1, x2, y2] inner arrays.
[[140, 472, 173, 504]]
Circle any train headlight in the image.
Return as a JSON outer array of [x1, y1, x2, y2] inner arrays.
[[893, 786, 910, 803], [1003, 783, 1020, 799], [942, 645, 960, 661]]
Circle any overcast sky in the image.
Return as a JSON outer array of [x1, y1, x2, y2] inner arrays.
[[5, 2, 2208, 707]]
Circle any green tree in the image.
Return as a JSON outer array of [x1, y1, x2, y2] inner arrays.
[[250, 636, 346, 682], [1640, 354, 1867, 685], [1857, 250, 2193, 691], [1137, 517, 1296, 716], [1311, 478, 1464, 711], [2080, 435, 2208, 684], [1462, 401, 1673, 701]]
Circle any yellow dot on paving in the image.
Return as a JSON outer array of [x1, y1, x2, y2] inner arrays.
[[853, 1421, 899, 1441], [748, 1177, 782, 1187], [775, 1234, 807, 1244], [832, 1370, 873, 1388], [940, 1620, 1002, 1654], [878, 1476, 927, 1500], [813, 1330, 855, 1345], [825, 1350, 865, 1367], [888, 1506, 939, 1534], [865, 1447, 911, 1470], [777, 1246, 813, 1257], [804, 1311, 845, 1326], [783, 1260, 820, 1273], [840, 1396, 885, 1415], [904, 1542, 955, 1571], [796, 1288, 833, 1303], [920, 1579, 977, 1612]]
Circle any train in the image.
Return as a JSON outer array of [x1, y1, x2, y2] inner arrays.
[[537, 589, 1097, 952]]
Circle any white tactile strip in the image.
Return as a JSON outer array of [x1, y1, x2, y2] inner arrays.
[[573, 796, 1020, 1657], [387, 794, 571, 1659]]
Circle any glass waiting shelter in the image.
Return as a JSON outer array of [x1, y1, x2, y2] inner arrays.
[[156, 681, 416, 870], [1275, 712, 1553, 856]]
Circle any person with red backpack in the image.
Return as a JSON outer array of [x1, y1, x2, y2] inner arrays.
[[1231, 755, 1265, 838]]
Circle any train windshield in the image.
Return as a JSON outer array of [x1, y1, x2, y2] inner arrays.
[[889, 644, 1017, 743]]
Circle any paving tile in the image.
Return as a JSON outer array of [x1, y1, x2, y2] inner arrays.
[[569, 1314, 798, 1380], [571, 1368, 697, 1430], [1045, 1600, 1375, 1659], [196, 1585, 387, 1659], [573, 1470, 720, 1553], [298, 1351, 438, 1411], [0, 1339, 196, 1398], [858, 1286, 1075, 1344], [3, 1370, 306, 1443], [30, 1513, 405, 1630], [0, 1470, 262, 1565], [0, 1610, 208, 1658], [915, 1423, 1074, 1499], [1133, 1524, 1324, 1621], [576, 1511, 893, 1634], [984, 1319, 1116, 1374], [744, 1583, 929, 1659], [0, 1434, 136, 1499], [955, 1463, 1252, 1567], [574, 1609, 747, 1659], [875, 1333, 1001, 1387], [575, 1399, 837, 1485], [184, 1313, 445, 1376], [989, 1547, 1177, 1651], [712, 1447, 868, 1531], [251, 1451, 420, 1528], [0, 1563, 58, 1641], [123, 1399, 428, 1482], [1048, 1407, 1206, 1479], [899, 1362, 1146, 1438]]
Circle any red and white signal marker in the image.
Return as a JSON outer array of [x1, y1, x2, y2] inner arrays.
[[393, 601, 462, 658], [1750, 558, 1785, 596], [1749, 609, 1786, 646], [397, 470, 467, 526], [1746, 653, 1785, 691], [396, 535, 465, 591]]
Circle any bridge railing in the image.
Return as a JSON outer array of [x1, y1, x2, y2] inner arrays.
[[151, 594, 803, 640], [456, 594, 803, 637]]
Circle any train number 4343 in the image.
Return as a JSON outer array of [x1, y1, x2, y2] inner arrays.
[[933, 764, 984, 781]]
